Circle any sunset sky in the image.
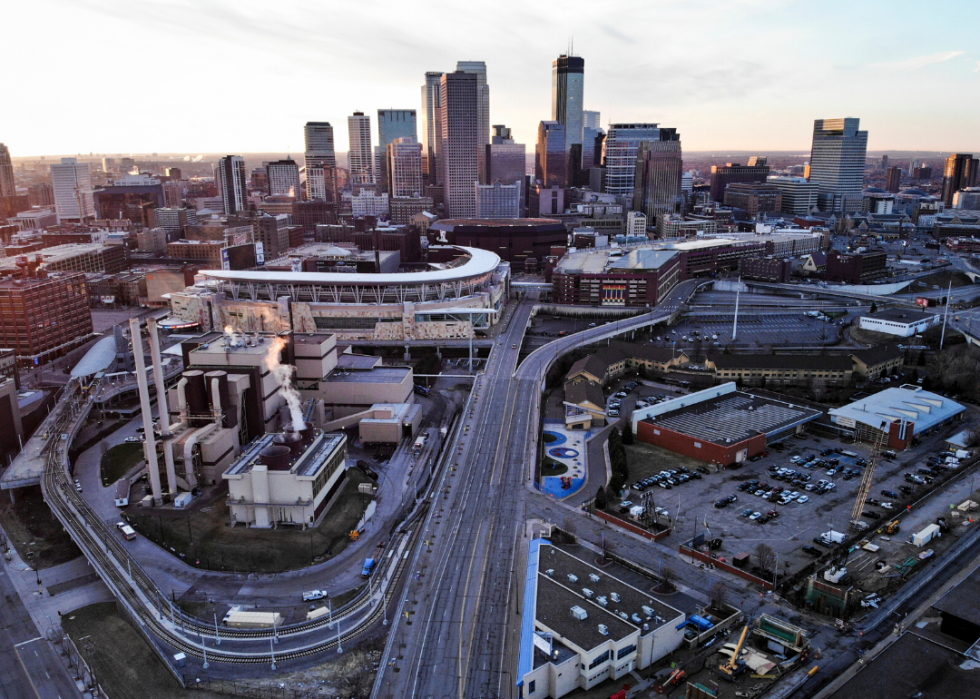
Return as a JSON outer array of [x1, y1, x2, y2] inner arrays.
[[4, 0, 979, 157]]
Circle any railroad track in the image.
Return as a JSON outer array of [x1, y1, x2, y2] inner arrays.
[[39, 378, 418, 663]]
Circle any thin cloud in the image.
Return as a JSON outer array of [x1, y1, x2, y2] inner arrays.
[[870, 51, 964, 71]]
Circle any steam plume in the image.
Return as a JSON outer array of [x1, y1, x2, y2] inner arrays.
[[264, 336, 305, 433]]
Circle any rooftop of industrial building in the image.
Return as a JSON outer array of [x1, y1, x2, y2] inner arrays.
[[861, 308, 938, 323], [519, 540, 684, 678], [829, 386, 965, 433], [637, 383, 822, 446], [224, 430, 346, 478], [327, 366, 410, 384]]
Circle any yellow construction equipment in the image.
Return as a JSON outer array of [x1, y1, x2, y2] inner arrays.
[[349, 530, 360, 541], [884, 520, 901, 535], [718, 624, 750, 681]]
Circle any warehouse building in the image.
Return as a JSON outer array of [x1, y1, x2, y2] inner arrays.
[[828, 385, 964, 450], [517, 540, 686, 699], [633, 383, 821, 466], [857, 309, 939, 337]]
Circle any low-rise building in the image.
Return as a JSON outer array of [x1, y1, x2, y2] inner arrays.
[[828, 386, 964, 450], [723, 182, 782, 216], [825, 250, 887, 283], [850, 344, 903, 379], [738, 256, 792, 282], [705, 354, 853, 388], [563, 381, 606, 430], [656, 216, 718, 239], [858, 309, 939, 337], [517, 540, 686, 699], [357, 403, 422, 444], [565, 342, 690, 385]]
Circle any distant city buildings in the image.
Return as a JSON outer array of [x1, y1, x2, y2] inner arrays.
[[536, 121, 567, 188], [51, 157, 95, 222], [386, 137, 423, 198], [723, 182, 783, 216], [455, 61, 490, 183], [709, 157, 769, 202], [348, 111, 374, 185], [215, 155, 247, 215], [941, 153, 978, 207], [305, 121, 337, 203], [885, 166, 902, 193], [769, 176, 819, 215], [808, 117, 868, 212], [583, 110, 601, 130]]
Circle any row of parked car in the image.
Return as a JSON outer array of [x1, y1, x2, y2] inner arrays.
[[739, 508, 781, 525], [631, 465, 707, 492], [607, 381, 640, 418]]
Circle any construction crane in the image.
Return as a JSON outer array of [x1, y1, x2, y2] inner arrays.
[[849, 428, 889, 528], [718, 624, 750, 681]]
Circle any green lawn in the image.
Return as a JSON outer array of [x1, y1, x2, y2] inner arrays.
[[540, 458, 569, 477], [127, 470, 374, 573], [0, 485, 80, 569], [100, 442, 145, 487], [63, 602, 234, 699]]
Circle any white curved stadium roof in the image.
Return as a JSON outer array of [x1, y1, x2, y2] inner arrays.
[[71, 335, 117, 377], [198, 246, 500, 285]]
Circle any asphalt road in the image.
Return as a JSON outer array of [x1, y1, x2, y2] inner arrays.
[[374, 280, 700, 699], [0, 566, 80, 699]]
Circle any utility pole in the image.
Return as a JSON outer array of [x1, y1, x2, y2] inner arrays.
[[940, 280, 952, 350], [732, 276, 741, 342]]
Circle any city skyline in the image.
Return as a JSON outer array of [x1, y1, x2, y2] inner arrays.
[[3, 1, 980, 156]]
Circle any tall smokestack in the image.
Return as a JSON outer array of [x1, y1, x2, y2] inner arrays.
[[129, 318, 164, 505], [147, 318, 178, 495]]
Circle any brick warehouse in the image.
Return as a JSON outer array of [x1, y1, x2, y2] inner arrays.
[[632, 383, 821, 466]]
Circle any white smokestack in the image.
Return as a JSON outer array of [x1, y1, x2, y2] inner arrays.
[[264, 336, 305, 433]]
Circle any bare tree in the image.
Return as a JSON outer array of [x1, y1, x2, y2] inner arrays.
[[709, 581, 729, 609], [659, 566, 675, 592], [755, 543, 777, 573]]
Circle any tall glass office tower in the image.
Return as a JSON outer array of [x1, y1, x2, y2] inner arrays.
[[602, 123, 663, 199], [808, 117, 868, 212], [552, 55, 584, 148]]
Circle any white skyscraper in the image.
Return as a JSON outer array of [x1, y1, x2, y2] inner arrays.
[[0, 143, 15, 197], [583, 110, 601, 130], [51, 157, 95, 222], [348, 112, 374, 185], [266, 159, 301, 198], [455, 61, 490, 184], [215, 155, 247, 215]]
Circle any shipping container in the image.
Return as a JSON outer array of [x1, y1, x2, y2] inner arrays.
[[223, 610, 283, 629]]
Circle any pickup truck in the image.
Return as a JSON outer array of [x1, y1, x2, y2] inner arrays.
[[361, 558, 376, 578]]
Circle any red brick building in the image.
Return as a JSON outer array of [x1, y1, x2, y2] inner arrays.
[[0, 269, 92, 365]]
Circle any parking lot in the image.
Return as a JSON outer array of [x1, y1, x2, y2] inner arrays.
[[620, 425, 979, 580], [653, 311, 848, 350]]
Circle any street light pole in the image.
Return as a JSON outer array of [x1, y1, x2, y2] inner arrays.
[[214, 612, 221, 645]]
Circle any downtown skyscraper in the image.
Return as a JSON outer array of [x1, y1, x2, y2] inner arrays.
[[420, 72, 443, 186], [535, 121, 567, 188], [602, 123, 664, 199], [940, 153, 978, 207], [552, 55, 584, 149], [304, 122, 337, 203], [632, 128, 683, 218], [0, 143, 14, 197], [455, 61, 489, 183], [439, 70, 480, 218], [51, 157, 95, 222], [348, 111, 374, 185], [807, 117, 868, 212], [266, 159, 301, 198], [215, 155, 247, 215], [376, 110, 417, 194]]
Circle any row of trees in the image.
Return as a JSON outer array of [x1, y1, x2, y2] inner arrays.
[[595, 425, 632, 511]]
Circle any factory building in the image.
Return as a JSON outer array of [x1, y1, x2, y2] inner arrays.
[[223, 426, 348, 528], [518, 540, 686, 699]]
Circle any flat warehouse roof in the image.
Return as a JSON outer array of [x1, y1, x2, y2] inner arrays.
[[327, 367, 410, 383], [829, 386, 964, 433], [642, 390, 822, 446]]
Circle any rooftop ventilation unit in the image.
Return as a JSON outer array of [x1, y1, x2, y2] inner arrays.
[[642, 605, 655, 617], [598, 624, 609, 636], [583, 588, 594, 598], [610, 592, 621, 602], [596, 596, 608, 607], [570, 606, 588, 621], [631, 613, 643, 624], [545, 569, 554, 577], [619, 612, 629, 621], [568, 574, 578, 583], [589, 573, 601, 583]]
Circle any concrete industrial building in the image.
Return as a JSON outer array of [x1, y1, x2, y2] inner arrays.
[[167, 246, 507, 342], [517, 540, 686, 699], [857, 308, 939, 337], [223, 427, 348, 528], [633, 383, 821, 466], [828, 386, 964, 450]]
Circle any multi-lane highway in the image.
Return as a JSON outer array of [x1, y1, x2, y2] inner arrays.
[[373, 280, 699, 699]]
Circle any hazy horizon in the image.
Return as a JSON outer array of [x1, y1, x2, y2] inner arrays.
[[3, 1, 979, 156]]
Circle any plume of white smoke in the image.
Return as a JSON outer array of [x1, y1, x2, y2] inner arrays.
[[264, 336, 305, 433]]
